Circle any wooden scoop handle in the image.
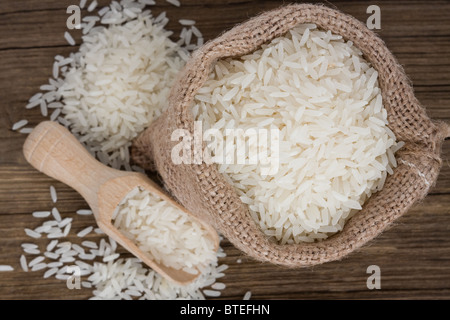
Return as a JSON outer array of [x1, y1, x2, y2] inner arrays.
[[23, 121, 127, 217]]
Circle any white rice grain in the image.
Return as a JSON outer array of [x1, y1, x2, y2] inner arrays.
[[21, 243, 38, 250], [46, 240, 59, 252], [25, 228, 41, 239], [211, 282, 226, 290], [31, 263, 47, 272], [0, 265, 14, 272], [40, 100, 48, 117], [94, 228, 104, 234], [32, 211, 51, 218], [179, 19, 195, 26], [44, 268, 59, 279], [64, 32, 76, 46], [44, 252, 60, 260], [77, 226, 93, 238], [87, 0, 98, 12], [26, 100, 41, 109], [53, 61, 59, 79], [28, 92, 42, 102], [47, 262, 63, 268], [76, 209, 92, 216], [28, 256, 45, 267], [23, 248, 40, 255], [191, 26, 202, 38], [12, 120, 28, 131], [203, 290, 221, 297], [52, 207, 62, 222], [103, 253, 120, 262], [19, 128, 33, 134], [82, 241, 98, 249], [55, 274, 70, 280], [50, 109, 61, 122], [20, 255, 28, 272], [50, 186, 57, 203]]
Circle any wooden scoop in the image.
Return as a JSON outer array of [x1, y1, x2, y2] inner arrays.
[[23, 121, 219, 285]]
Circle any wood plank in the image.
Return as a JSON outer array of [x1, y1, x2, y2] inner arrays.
[[2, 1, 450, 49], [0, 193, 449, 299]]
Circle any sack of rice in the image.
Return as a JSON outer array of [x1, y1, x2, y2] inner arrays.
[[132, 4, 450, 267]]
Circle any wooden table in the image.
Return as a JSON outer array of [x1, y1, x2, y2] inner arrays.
[[1, 0, 449, 300]]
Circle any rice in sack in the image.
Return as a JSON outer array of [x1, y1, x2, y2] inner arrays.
[[132, 4, 450, 266]]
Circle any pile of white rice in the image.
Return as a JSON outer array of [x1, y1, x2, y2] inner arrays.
[[193, 24, 403, 244], [19, 186, 227, 299], [60, 16, 184, 169], [18, 0, 203, 170], [13, 0, 232, 300], [113, 187, 217, 274]]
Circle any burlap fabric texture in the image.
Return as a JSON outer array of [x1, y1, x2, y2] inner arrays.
[[132, 4, 450, 267]]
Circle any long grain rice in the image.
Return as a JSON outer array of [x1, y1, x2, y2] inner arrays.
[[77, 226, 93, 238], [12, 120, 28, 131], [64, 32, 76, 46], [193, 24, 401, 244], [50, 186, 57, 203], [0, 265, 14, 272], [20, 255, 28, 272], [25, 228, 41, 239], [32, 211, 51, 218], [243, 291, 252, 300], [113, 187, 217, 273], [166, 0, 180, 7], [18, 0, 228, 300]]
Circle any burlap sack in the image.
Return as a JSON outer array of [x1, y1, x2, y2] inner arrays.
[[132, 4, 450, 267]]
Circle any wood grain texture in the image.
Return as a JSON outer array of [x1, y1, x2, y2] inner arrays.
[[0, 0, 449, 300]]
